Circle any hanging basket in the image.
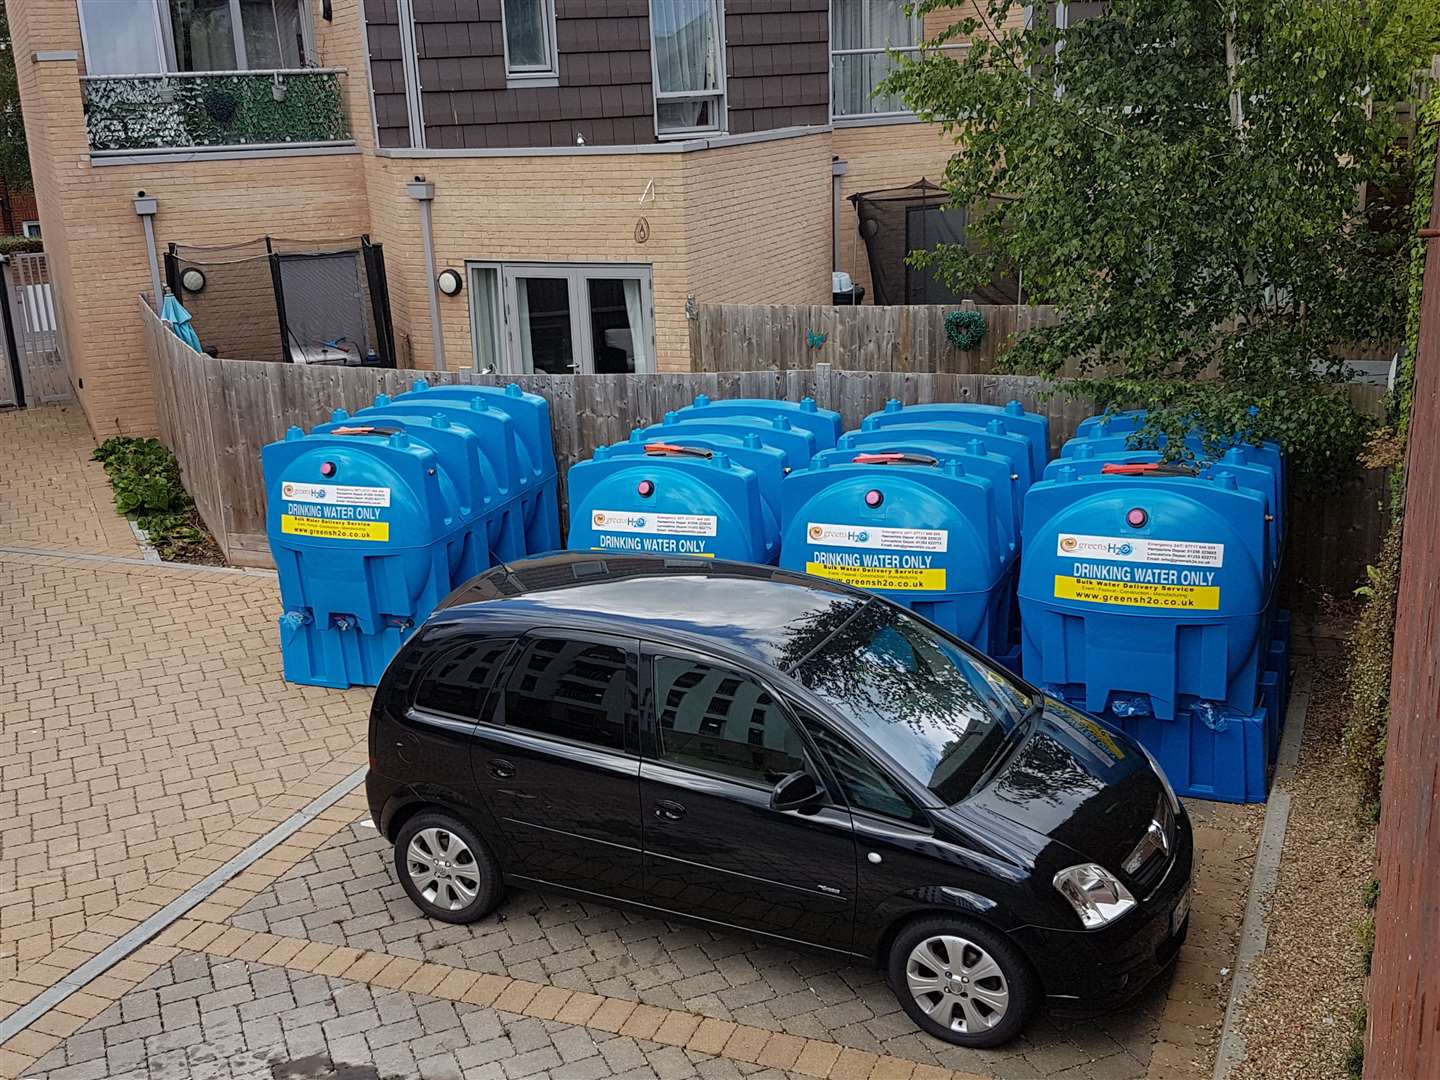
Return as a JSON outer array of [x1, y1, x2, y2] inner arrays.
[[944, 309, 987, 350]]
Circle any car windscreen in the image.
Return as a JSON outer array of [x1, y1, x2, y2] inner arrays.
[[793, 602, 1033, 805]]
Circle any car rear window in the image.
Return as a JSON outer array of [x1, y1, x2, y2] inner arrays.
[[793, 603, 1031, 804]]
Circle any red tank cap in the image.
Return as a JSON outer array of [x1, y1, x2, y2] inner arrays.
[[637, 479, 655, 497], [320, 461, 337, 478], [865, 489, 884, 508], [1126, 507, 1148, 528]]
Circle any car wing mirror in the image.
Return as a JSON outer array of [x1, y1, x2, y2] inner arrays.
[[771, 770, 825, 813]]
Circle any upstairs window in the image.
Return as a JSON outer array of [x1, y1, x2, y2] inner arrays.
[[650, 0, 726, 137], [831, 0, 924, 120], [502, 0, 560, 85], [76, 0, 309, 76]]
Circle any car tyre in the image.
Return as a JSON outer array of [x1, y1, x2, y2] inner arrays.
[[888, 916, 1037, 1048], [394, 811, 502, 924]]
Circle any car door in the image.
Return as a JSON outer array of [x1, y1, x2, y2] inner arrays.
[[638, 645, 857, 951], [383, 629, 518, 842], [469, 629, 645, 902]]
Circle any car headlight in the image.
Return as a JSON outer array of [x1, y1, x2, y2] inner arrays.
[[1136, 740, 1180, 815], [1053, 864, 1136, 929]]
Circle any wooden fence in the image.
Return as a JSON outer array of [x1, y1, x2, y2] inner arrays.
[[692, 303, 1062, 373], [143, 300, 1387, 601], [692, 302, 1397, 377], [1367, 159, 1440, 1080]]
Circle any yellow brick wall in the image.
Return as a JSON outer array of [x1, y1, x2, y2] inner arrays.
[[8, 0, 374, 436], [11, 0, 954, 434], [368, 132, 833, 375], [681, 134, 834, 310]]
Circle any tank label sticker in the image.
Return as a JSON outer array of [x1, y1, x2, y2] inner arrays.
[[280, 482, 392, 507], [1053, 574, 1220, 610], [1056, 533, 1223, 568], [281, 514, 390, 542], [806, 522, 949, 553], [590, 510, 718, 536], [807, 561, 946, 591]]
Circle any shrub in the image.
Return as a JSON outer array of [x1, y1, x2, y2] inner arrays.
[[92, 437, 220, 562]]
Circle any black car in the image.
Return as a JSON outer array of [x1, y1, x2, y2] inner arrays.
[[366, 553, 1192, 1048]]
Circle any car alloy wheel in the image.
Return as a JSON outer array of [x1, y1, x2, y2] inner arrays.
[[393, 811, 502, 924], [406, 826, 481, 912], [905, 934, 1011, 1034], [888, 916, 1034, 1047]]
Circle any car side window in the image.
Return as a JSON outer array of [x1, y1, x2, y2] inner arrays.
[[801, 714, 929, 826], [652, 657, 806, 786], [412, 638, 515, 720], [502, 636, 630, 751]]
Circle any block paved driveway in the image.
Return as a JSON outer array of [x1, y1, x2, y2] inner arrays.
[[0, 406, 1262, 1080]]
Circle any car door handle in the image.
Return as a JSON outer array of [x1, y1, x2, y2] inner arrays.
[[653, 800, 686, 822], [489, 759, 517, 780]]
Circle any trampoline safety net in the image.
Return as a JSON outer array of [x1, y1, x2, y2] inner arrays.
[[851, 180, 1021, 306], [164, 235, 396, 366]]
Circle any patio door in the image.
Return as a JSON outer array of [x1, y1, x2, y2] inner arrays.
[[498, 264, 654, 375]]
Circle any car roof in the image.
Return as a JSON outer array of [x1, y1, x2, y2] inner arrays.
[[436, 553, 869, 670]]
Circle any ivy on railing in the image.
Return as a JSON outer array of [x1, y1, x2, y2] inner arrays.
[[82, 69, 351, 153]]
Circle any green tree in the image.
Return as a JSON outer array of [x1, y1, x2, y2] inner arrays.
[[0, 0, 31, 190], [884, 0, 1436, 485]]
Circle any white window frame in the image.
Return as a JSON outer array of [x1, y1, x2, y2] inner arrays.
[[75, 0, 314, 75], [21, 221, 42, 239], [470, 261, 657, 376], [500, 0, 561, 87], [649, 0, 727, 139], [467, 262, 504, 373]]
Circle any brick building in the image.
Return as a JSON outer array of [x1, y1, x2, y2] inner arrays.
[[9, 0, 1012, 437], [0, 179, 41, 237]]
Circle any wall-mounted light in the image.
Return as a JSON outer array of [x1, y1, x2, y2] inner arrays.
[[180, 267, 206, 294], [436, 268, 464, 297]]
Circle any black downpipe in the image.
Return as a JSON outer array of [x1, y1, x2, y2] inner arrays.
[[163, 250, 181, 299], [365, 240, 397, 368]]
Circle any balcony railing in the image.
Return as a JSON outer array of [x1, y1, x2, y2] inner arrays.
[[80, 68, 351, 155]]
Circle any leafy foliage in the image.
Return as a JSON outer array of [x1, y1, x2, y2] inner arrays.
[[1345, 1004, 1368, 1078], [92, 437, 222, 563], [0, 234, 41, 256], [884, 0, 1436, 487], [1342, 521, 1402, 813], [0, 2, 31, 188]]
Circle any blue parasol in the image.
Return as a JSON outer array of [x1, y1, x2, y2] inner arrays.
[[161, 291, 204, 353]]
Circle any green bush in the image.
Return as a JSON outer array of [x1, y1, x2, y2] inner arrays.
[[92, 437, 219, 562], [93, 436, 191, 514], [1344, 516, 1403, 814], [0, 235, 42, 256]]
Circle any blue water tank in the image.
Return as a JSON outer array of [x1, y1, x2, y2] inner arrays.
[[619, 426, 788, 533], [1071, 409, 1286, 514], [567, 444, 775, 562], [263, 426, 477, 688], [313, 410, 528, 567], [780, 450, 1014, 656], [643, 412, 822, 471], [667, 394, 843, 451], [837, 426, 1030, 544], [860, 399, 1050, 484], [1047, 445, 1283, 570], [1020, 466, 1274, 722], [391, 381, 562, 553]]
